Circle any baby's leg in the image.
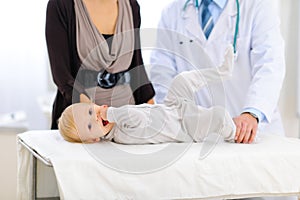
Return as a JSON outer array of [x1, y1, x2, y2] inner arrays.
[[164, 46, 234, 106], [185, 106, 236, 142]]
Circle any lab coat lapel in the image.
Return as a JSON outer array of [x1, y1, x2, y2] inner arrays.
[[183, 5, 207, 42], [207, 0, 238, 41]]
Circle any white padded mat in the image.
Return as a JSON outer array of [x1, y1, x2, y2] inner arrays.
[[17, 130, 300, 199]]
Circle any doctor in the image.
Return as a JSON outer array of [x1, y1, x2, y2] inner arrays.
[[150, 1, 297, 199], [150, 0, 286, 145]]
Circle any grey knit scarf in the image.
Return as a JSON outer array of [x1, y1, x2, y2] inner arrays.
[[74, 0, 134, 73]]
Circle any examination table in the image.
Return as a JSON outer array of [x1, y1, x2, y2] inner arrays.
[[17, 130, 300, 199]]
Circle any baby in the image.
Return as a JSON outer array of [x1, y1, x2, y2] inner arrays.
[[58, 47, 236, 144]]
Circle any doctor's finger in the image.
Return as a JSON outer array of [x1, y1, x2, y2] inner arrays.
[[249, 126, 258, 143], [237, 123, 248, 143], [242, 126, 252, 144], [234, 121, 242, 141]]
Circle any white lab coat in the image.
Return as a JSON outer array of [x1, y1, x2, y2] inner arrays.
[[150, 0, 286, 135]]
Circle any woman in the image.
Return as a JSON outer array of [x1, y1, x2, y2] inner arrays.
[[46, 0, 155, 129]]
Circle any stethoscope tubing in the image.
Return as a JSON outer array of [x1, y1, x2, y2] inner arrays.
[[233, 0, 239, 54]]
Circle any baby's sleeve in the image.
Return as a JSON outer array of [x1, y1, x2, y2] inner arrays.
[[107, 106, 148, 130]]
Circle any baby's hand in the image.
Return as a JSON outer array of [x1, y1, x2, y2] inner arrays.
[[99, 105, 109, 120]]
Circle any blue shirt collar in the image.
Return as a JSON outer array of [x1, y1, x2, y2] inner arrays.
[[201, 0, 227, 9], [214, 0, 227, 9]]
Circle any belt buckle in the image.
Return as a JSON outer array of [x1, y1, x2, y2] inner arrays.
[[97, 70, 116, 89], [97, 70, 130, 89]]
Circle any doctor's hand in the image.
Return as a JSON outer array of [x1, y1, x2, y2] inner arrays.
[[233, 113, 258, 144]]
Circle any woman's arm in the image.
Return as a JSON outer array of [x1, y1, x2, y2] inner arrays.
[[129, 0, 155, 104], [46, 0, 83, 104]]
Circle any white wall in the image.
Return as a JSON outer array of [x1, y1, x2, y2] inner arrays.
[[0, 1, 49, 199], [0, 0, 50, 130], [278, 0, 300, 138], [0, 128, 26, 200]]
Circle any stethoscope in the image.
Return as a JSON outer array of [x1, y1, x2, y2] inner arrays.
[[182, 0, 240, 54]]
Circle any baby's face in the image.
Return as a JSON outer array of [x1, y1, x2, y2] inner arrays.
[[72, 103, 113, 143]]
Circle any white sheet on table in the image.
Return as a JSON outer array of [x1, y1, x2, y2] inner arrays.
[[17, 137, 33, 200], [17, 130, 300, 199]]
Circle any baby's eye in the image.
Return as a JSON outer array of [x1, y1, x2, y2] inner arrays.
[[89, 108, 93, 116], [88, 123, 92, 130]]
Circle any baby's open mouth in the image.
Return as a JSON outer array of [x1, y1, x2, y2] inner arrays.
[[102, 119, 109, 126]]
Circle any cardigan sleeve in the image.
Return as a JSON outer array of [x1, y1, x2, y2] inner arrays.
[[129, 0, 155, 104], [46, 0, 83, 104]]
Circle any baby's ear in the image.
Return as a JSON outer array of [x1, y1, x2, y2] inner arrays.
[[93, 138, 101, 143], [85, 137, 100, 143]]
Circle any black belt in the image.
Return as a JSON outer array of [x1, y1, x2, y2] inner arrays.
[[78, 69, 131, 89]]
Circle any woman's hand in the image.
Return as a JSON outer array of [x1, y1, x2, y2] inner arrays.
[[147, 98, 155, 104], [98, 105, 108, 120]]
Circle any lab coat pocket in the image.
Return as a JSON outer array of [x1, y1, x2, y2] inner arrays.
[[230, 36, 251, 63], [235, 36, 251, 51]]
